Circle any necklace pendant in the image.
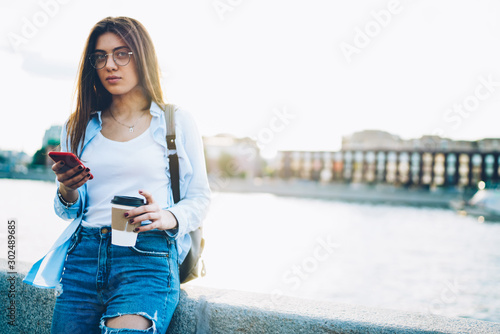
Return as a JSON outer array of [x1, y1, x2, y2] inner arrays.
[[129, 127, 134, 133]]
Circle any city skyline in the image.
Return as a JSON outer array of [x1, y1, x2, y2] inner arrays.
[[5, 125, 500, 161], [2, 1, 500, 156]]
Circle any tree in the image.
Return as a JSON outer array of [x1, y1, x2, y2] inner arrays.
[[218, 152, 244, 178], [31, 147, 47, 166]]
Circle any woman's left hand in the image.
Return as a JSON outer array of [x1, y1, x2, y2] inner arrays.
[[125, 190, 178, 233]]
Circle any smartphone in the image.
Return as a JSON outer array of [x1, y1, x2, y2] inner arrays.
[[48, 151, 93, 179]]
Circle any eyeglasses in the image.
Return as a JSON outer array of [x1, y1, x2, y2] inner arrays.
[[89, 49, 133, 69]]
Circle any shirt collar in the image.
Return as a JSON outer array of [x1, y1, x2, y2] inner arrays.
[[91, 101, 164, 120], [82, 101, 166, 154], [149, 101, 164, 117], [90, 110, 103, 124]]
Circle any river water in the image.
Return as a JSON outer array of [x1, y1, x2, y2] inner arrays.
[[1, 179, 499, 323]]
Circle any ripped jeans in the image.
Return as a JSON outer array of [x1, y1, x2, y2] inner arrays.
[[51, 225, 180, 334]]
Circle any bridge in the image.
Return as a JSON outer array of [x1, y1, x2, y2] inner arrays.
[[278, 149, 500, 188]]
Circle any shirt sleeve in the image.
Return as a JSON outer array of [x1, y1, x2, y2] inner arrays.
[[166, 109, 211, 239], [53, 122, 85, 220]]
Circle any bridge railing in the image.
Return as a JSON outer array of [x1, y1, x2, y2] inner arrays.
[[279, 149, 500, 188]]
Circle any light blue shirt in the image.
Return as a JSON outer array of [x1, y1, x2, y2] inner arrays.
[[23, 102, 211, 289]]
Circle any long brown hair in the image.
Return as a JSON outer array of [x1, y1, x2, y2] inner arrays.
[[67, 16, 165, 154]]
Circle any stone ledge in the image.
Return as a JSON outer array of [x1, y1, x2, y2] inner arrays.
[[168, 286, 500, 334], [2, 262, 500, 334]]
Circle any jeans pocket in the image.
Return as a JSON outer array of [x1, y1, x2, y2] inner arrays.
[[129, 231, 170, 257]]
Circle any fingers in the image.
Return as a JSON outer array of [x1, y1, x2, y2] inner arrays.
[[133, 222, 160, 233], [138, 189, 155, 205], [128, 211, 160, 233], [131, 211, 161, 223], [123, 191, 176, 233], [55, 163, 92, 190], [55, 164, 82, 181], [131, 210, 178, 233], [52, 161, 66, 172], [67, 171, 92, 189], [125, 203, 159, 221]]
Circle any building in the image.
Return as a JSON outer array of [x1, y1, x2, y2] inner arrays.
[[203, 134, 261, 179], [341, 130, 403, 151], [342, 130, 500, 153], [42, 125, 62, 148], [0, 150, 30, 173]]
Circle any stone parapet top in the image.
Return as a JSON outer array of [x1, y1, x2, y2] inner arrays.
[[2, 261, 500, 333]]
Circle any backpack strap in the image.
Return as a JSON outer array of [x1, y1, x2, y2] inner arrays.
[[165, 104, 181, 204], [164, 103, 206, 283]]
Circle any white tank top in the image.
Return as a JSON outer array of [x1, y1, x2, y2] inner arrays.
[[80, 127, 169, 228]]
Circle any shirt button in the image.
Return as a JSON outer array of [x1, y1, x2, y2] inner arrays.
[[102, 228, 109, 234]]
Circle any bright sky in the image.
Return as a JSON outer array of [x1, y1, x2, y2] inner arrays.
[[1, 0, 500, 157]]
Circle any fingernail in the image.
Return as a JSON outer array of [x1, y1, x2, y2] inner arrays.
[[133, 228, 139, 232], [78, 165, 83, 170], [59, 161, 65, 165], [85, 168, 90, 172], [124, 212, 129, 217], [139, 190, 143, 194], [129, 219, 134, 224], [86, 173, 91, 177]]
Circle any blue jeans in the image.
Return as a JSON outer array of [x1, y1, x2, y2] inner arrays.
[[51, 226, 180, 334]]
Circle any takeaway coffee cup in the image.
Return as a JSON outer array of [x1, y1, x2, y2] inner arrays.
[[110, 196, 145, 246]]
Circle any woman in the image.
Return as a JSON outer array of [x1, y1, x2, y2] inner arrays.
[[23, 16, 211, 333]]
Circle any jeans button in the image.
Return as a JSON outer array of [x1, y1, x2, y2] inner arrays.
[[102, 228, 109, 234]]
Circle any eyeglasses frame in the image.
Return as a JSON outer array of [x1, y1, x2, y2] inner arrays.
[[89, 47, 134, 70]]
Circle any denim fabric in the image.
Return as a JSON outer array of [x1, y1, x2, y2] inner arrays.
[[51, 226, 180, 334]]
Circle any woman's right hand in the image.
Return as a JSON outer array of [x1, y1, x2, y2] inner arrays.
[[52, 161, 92, 192]]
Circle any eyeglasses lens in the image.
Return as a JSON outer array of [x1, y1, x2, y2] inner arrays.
[[113, 50, 131, 66], [90, 50, 132, 69]]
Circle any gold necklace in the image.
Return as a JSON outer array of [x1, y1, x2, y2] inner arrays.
[[109, 109, 147, 133]]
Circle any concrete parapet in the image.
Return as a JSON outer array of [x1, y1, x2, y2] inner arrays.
[[2, 263, 500, 333]]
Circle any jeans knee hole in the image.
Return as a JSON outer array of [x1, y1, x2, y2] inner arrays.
[[103, 314, 154, 332]]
